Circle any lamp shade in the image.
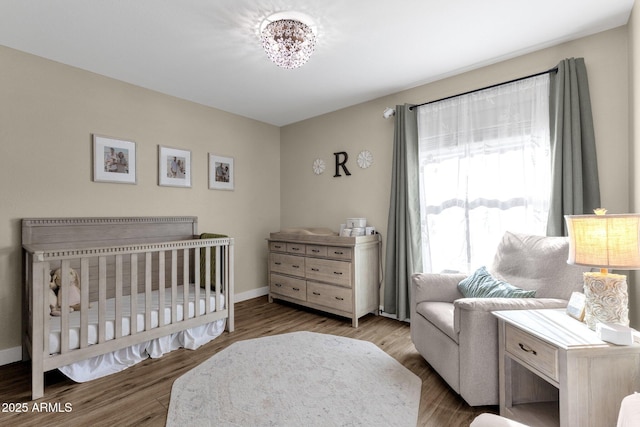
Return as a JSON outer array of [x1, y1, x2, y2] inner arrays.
[[565, 214, 640, 269]]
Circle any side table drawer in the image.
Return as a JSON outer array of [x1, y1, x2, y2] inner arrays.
[[307, 282, 352, 313], [505, 323, 558, 381], [270, 273, 306, 301], [270, 253, 305, 277]]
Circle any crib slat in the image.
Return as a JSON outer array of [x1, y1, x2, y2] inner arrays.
[[98, 257, 107, 344], [171, 249, 178, 324], [194, 247, 200, 318], [183, 249, 189, 320], [115, 255, 123, 339], [41, 262, 50, 358], [215, 245, 221, 312], [204, 246, 211, 314], [130, 253, 138, 336], [228, 240, 235, 332], [145, 252, 152, 331], [158, 250, 165, 327], [80, 258, 89, 349], [59, 261, 71, 354]]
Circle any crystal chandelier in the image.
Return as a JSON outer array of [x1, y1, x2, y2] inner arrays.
[[260, 13, 317, 69]]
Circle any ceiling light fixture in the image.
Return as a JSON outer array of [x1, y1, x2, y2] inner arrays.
[[260, 12, 317, 69]]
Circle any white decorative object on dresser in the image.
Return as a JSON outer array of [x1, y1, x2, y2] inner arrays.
[[494, 309, 640, 427], [267, 229, 380, 327]]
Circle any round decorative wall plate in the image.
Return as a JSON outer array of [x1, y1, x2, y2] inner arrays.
[[312, 158, 326, 175], [357, 150, 373, 169]]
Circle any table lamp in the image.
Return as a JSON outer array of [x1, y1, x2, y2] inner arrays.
[[565, 210, 640, 330]]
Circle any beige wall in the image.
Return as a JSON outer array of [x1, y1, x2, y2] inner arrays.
[[629, 4, 640, 327], [0, 46, 281, 354], [281, 27, 630, 314], [0, 23, 634, 356]]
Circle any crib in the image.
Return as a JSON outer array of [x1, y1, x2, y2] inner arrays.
[[21, 216, 234, 400]]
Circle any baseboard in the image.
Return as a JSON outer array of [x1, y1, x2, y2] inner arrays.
[[0, 345, 22, 367], [234, 286, 269, 303]]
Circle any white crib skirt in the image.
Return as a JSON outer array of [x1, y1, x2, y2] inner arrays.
[[58, 318, 226, 382]]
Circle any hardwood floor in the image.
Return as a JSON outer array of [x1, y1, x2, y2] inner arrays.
[[0, 296, 497, 426]]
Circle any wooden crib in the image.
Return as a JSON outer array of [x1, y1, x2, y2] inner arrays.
[[21, 216, 234, 400]]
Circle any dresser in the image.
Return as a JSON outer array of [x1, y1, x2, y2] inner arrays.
[[267, 231, 380, 327], [494, 309, 640, 427]]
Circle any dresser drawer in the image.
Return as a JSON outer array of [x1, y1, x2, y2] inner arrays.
[[269, 241, 287, 252], [307, 281, 352, 313], [270, 253, 305, 277], [505, 324, 558, 381], [326, 246, 352, 260], [286, 243, 305, 254], [305, 257, 351, 287], [306, 245, 327, 257], [270, 273, 306, 301]]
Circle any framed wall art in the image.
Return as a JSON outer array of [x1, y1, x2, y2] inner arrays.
[[158, 145, 192, 188], [209, 154, 234, 191], [93, 134, 137, 184]]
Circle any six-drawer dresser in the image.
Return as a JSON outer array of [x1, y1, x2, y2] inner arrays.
[[267, 230, 381, 327]]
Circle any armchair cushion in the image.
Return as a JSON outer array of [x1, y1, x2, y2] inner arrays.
[[490, 231, 587, 299], [458, 266, 536, 298]]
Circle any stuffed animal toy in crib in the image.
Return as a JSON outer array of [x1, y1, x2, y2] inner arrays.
[[49, 268, 82, 316]]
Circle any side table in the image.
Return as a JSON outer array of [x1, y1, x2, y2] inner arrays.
[[493, 309, 640, 427]]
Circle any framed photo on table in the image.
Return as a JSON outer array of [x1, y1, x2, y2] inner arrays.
[[158, 145, 192, 188], [93, 134, 137, 184], [209, 154, 234, 191]]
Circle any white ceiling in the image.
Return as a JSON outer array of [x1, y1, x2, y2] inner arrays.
[[0, 0, 634, 126]]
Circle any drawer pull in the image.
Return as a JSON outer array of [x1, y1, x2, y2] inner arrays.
[[313, 291, 321, 296], [333, 272, 343, 275], [292, 265, 300, 268], [291, 247, 300, 251], [311, 268, 320, 271], [274, 262, 282, 265], [334, 251, 344, 255], [274, 283, 282, 287], [274, 245, 282, 249], [292, 287, 300, 291], [518, 343, 537, 355], [335, 297, 344, 301], [312, 249, 320, 253]]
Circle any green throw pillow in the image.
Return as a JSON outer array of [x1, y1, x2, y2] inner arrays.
[[457, 266, 536, 298]]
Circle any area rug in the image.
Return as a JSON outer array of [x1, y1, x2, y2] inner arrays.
[[166, 331, 421, 426]]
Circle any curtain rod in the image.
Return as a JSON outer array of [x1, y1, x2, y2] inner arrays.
[[408, 66, 558, 111]]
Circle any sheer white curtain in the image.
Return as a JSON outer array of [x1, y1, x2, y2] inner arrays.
[[417, 75, 550, 274]]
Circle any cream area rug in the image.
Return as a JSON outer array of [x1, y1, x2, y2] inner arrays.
[[167, 331, 421, 426]]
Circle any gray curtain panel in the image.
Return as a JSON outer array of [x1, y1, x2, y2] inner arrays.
[[384, 104, 423, 320], [547, 57, 601, 236]]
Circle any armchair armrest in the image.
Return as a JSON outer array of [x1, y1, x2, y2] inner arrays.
[[412, 273, 466, 304], [453, 297, 568, 335]]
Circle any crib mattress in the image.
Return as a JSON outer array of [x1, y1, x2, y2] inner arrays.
[[49, 285, 224, 354]]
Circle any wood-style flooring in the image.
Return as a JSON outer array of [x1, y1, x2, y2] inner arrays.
[[0, 296, 497, 426]]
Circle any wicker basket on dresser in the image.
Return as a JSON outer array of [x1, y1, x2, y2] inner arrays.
[[267, 231, 380, 327]]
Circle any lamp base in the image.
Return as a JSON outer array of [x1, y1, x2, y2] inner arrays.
[[583, 272, 629, 330]]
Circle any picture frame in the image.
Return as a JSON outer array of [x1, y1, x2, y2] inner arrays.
[[566, 291, 586, 322], [93, 134, 137, 184], [158, 145, 192, 188], [209, 154, 234, 191]]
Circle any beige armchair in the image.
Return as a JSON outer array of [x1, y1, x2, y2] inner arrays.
[[410, 231, 590, 406]]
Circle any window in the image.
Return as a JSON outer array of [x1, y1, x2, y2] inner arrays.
[[417, 75, 550, 274]]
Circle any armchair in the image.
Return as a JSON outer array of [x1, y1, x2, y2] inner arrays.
[[410, 231, 590, 406]]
